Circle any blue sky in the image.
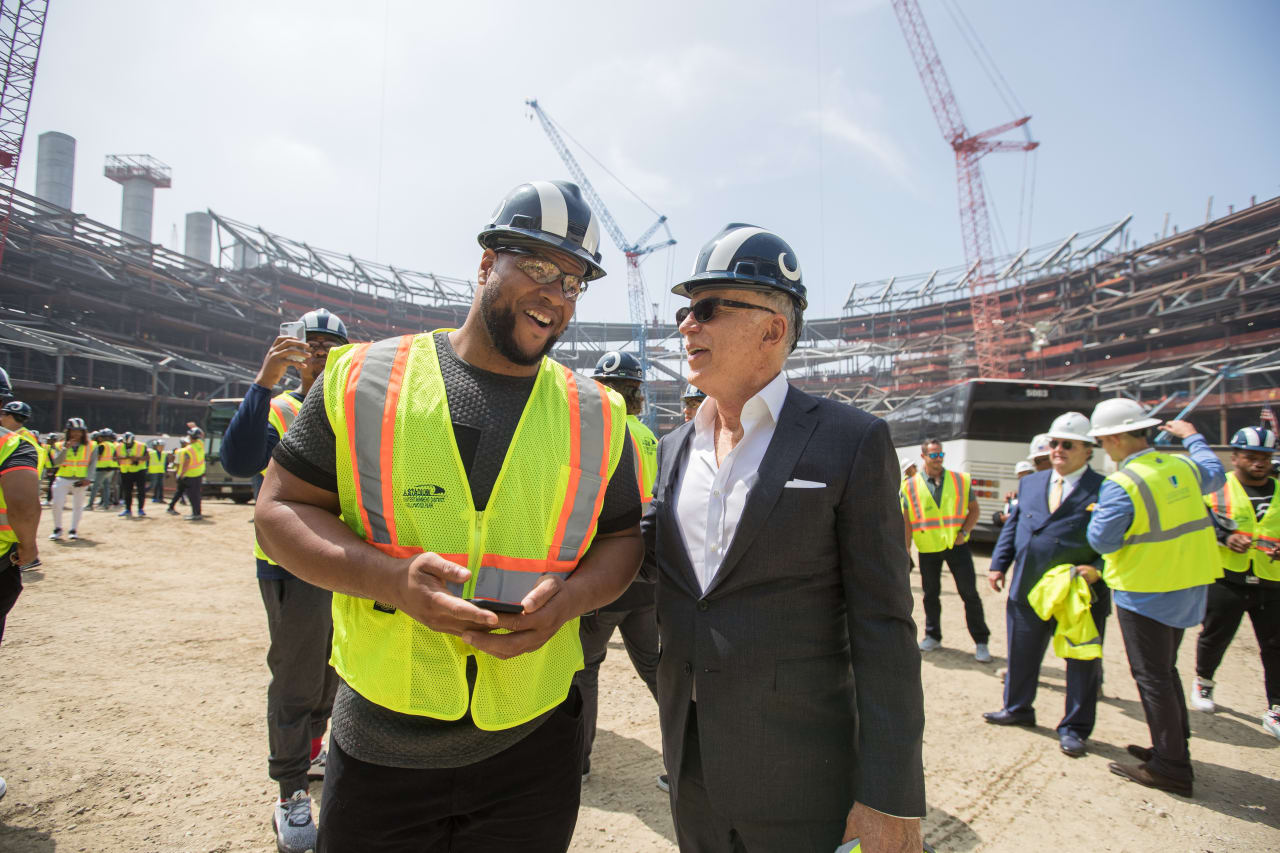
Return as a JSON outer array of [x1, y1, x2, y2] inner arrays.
[[20, 0, 1280, 324]]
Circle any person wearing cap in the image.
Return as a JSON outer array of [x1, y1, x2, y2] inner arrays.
[[642, 225, 924, 851], [166, 436, 190, 514], [115, 432, 149, 517], [1085, 399, 1224, 796], [985, 412, 1109, 758], [218, 309, 350, 846], [0, 367, 41, 642], [1192, 426, 1280, 740], [902, 438, 991, 662], [254, 180, 643, 852], [682, 384, 707, 423], [0, 402, 43, 478], [1027, 434, 1052, 472], [993, 460, 1036, 527], [900, 457, 919, 482]]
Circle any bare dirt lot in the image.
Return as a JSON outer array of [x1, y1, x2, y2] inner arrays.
[[1, 502, 1276, 852]]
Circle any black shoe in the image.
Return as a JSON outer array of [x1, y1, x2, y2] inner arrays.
[[983, 709, 1036, 727], [1126, 744, 1154, 762], [1059, 732, 1087, 758], [1108, 761, 1192, 797]]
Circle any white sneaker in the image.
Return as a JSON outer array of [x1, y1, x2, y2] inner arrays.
[[1264, 705, 1280, 740], [918, 636, 941, 652], [975, 643, 992, 663], [48, 528, 62, 541], [1190, 676, 1216, 713], [307, 748, 326, 781], [272, 790, 316, 853]]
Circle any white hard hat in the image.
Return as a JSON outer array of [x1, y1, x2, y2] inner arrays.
[[1088, 398, 1162, 438], [1014, 460, 1035, 475], [900, 456, 918, 473], [1027, 433, 1052, 459], [1047, 411, 1095, 444]]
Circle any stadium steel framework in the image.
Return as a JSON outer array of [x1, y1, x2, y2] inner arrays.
[[1, 185, 1276, 439]]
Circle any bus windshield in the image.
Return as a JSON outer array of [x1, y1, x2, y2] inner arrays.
[[885, 380, 1101, 446]]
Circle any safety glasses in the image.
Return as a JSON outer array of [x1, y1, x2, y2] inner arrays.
[[1048, 439, 1076, 450], [676, 297, 778, 326], [501, 247, 588, 302], [926, 452, 945, 459]]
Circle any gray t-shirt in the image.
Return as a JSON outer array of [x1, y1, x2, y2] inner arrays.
[[274, 331, 639, 768]]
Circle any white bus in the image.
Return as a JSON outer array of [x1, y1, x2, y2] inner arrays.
[[884, 379, 1104, 541]]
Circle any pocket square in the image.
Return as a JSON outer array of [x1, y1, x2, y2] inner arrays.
[[784, 478, 826, 489]]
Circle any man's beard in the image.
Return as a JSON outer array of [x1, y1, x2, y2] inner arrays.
[[481, 285, 560, 367]]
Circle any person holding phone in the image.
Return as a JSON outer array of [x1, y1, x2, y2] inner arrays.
[[255, 181, 643, 853]]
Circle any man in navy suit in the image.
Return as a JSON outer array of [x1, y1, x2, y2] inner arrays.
[[984, 412, 1110, 758]]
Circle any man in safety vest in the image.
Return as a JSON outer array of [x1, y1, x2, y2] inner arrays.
[[576, 350, 662, 788], [88, 428, 118, 511], [115, 431, 149, 517], [0, 366, 41, 644], [168, 427, 206, 520], [146, 439, 167, 504], [220, 308, 349, 850], [0, 402, 44, 478], [255, 180, 644, 853], [1191, 426, 1280, 741], [902, 438, 991, 661], [1086, 399, 1224, 797]]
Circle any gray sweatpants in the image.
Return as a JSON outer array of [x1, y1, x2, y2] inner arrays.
[[259, 575, 339, 797], [575, 604, 660, 773]]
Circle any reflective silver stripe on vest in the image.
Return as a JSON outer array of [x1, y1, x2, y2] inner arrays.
[[275, 399, 299, 432], [352, 338, 403, 545], [473, 566, 573, 603], [1113, 461, 1215, 546], [555, 375, 610, 563]]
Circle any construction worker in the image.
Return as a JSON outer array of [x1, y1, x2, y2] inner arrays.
[[1028, 433, 1052, 472], [88, 428, 118, 510], [146, 439, 166, 504], [681, 383, 706, 423], [219, 308, 349, 851], [577, 351, 661, 788], [0, 402, 44, 477], [255, 179, 643, 853], [116, 431, 149, 517], [166, 437, 190, 514], [1085, 399, 1223, 797], [48, 417, 96, 542], [0, 366, 41, 642], [170, 427, 206, 520], [1192, 426, 1280, 741], [903, 437, 991, 661]]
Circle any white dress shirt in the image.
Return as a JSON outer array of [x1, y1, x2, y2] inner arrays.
[[675, 371, 789, 593], [1049, 464, 1087, 505]]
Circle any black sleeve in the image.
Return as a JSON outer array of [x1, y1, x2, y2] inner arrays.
[[272, 381, 338, 492], [0, 442, 40, 473], [595, 427, 641, 535]]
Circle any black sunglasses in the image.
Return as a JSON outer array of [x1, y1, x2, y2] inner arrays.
[[676, 297, 778, 326], [1048, 439, 1076, 450]]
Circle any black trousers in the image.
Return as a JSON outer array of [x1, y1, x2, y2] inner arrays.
[[317, 688, 585, 853], [120, 470, 148, 512], [672, 703, 846, 853], [0, 558, 21, 645], [575, 604, 660, 773], [1116, 606, 1193, 782], [169, 475, 202, 515], [919, 543, 990, 643], [1195, 576, 1280, 707]]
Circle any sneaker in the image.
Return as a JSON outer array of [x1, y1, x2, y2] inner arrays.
[[656, 773, 670, 793], [307, 749, 326, 781], [48, 528, 62, 541], [166, 508, 179, 515], [1190, 676, 1216, 713], [137, 509, 146, 517], [184, 514, 203, 521], [272, 790, 317, 853], [118, 509, 132, 517], [919, 636, 941, 652], [68, 530, 78, 541], [975, 643, 992, 663], [0, 776, 6, 801], [1264, 705, 1280, 740]]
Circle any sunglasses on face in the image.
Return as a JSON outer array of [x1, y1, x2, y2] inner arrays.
[[925, 452, 945, 459], [1049, 439, 1076, 450], [676, 297, 779, 326], [500, 247, 588, 302]]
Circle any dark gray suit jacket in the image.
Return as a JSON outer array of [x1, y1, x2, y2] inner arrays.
[[642, 385, 926, 821]]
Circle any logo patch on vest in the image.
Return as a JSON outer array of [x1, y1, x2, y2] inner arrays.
[[402, 483, 446, 508]]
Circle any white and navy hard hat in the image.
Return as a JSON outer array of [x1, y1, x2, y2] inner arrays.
[[0, 365, 11, 399], [301, 309, 348, 344], [682, 383, 707, 402], [592, 351, 644, 382], [478, 180, 605, 281], [1, 400, 31, 420], [65, 417, 87, 431], [1230, 426, 1277, 454], [672, 224, 808, 310]]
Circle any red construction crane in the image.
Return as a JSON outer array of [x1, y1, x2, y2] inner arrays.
[[0, 0, 50, 267], [891, 0, 1037, 378]]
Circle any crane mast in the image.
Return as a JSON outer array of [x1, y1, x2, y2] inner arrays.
[[0, 0, 50, 267]]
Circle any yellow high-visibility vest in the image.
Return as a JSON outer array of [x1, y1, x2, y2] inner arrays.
[[117, 440, 147, 473], [55, 442, 90, 478], [146, 447, 166, 474], [183, 440, 206, 477], [1206, 472, 1280, 582], [95, 441, 118, 469], [901, 470, 971, 553], [626, 414, 658, 504], [0, 431, 22, 548], [323, 333, 626, 730], [1100, 451, 1221, 593], [253, 392, 304, 564], [16, 427, 43, 477]]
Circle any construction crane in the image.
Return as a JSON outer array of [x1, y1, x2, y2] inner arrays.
[[0, 0, 50, 267], [526, 99, 675, 426], [891, 0, 1038, 378]]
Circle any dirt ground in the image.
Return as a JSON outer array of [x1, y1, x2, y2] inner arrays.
[[1, 501, 1275, 852]]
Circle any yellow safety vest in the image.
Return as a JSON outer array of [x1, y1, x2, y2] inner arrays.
[[626, 414, 658, 504], [254, 392, 305, 564], [901, 470, 971, 553], [1100, 451, 1221, 593], [16, 427, 43, 477], [95, 441, 118, 470], [1206, 473, 1280, 582], [55, 442, 90, 478], [146, 447, 166, 474], [1027, 564, 1101, 660], [323, 332, 626, 730], [0, 431, 22, 548], [117, 440, 147, 473], [182, 440, 206, 477]]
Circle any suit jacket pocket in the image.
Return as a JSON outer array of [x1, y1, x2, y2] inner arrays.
[[774, 651, 852, 693]]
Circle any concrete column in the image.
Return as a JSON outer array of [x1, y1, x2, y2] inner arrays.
[[184, 212, 213, 264], [35, 132, 75, 209], [121, 178, 156, 242]]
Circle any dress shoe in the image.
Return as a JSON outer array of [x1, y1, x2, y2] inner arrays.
[[983, 709, 1035, 727], [1108, 762, 1192, 797], [1126, 744, 1154, 762], [1059, 732, 1086, 758]]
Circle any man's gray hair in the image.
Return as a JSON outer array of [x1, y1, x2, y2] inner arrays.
[[761, 291, 803, 352]]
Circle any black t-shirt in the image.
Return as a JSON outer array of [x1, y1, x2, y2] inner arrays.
[[1, 439, 39, 474]]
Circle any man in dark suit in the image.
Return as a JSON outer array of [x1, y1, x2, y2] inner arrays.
[[984, 412, 1110, 758], [642, 224, 925, 853]]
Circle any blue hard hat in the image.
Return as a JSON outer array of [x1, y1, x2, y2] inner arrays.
[[301, 308, 349, 344], [478, 180, 606, 281], [1, 400, 32, 420], [1230, 426, 1277, 453], [682, 384, 706, 401], [592, 351, 644, 382]]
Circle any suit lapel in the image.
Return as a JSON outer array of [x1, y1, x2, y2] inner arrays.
[[657, 424, 700, 596], [705, 386, 818, 596]]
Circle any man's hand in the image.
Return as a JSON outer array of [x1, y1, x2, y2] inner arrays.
[[1074, 564, 1100, 584], [955, 529, 969, 545], [463, 574, 574, 660], [1226, 532, 1252, 554], [844, 802, 921, 852], [254, 336, 309, 390], [989, 570, 1005, 592], [1159, 419, 1198, 441], [73, 479, 89, 487], [392, 552, 499, 637]]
